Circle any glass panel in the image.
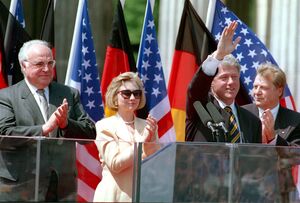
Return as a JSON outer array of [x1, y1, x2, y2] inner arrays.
[[0, 136, 39, 201], [136, 142, 300, 203]]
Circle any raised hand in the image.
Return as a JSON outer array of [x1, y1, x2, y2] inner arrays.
[[214, 21, 241, 60]]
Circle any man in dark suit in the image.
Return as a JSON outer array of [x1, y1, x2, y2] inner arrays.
[[242, 64, 300, 145], [242, 64, 300, 202], [0, 40, 96, 201], [185, 21, 261, 143]]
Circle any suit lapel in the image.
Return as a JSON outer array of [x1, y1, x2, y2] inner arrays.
[[48, 83, 64, 116], [274, 106, 283, 130], [210, 98, 230, 142], [251, 105, 259, 117], [114, 115, 132, 142], [275, 106, 291, 139], [236, 105, 253, 143], [20, 81, 45, 124]]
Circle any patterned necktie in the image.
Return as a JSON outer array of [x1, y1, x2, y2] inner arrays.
[[224, 106, 240, 143], [37, 89, 49, 122]]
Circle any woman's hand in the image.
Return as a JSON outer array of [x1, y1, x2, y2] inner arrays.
[[137, 114, 157, 143]]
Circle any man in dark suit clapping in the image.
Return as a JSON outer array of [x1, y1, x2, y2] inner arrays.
[[0, 40, 96, 201], [243, 64, 300, 145], [242, 64, 300, 202]]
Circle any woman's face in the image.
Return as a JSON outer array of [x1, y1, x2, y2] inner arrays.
[[116, 80, 141, 113]]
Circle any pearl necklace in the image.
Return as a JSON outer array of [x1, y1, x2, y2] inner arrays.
[[124, 120, 134, 125]]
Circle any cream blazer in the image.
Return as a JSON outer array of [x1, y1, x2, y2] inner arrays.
[[93, 114, 157, 202]]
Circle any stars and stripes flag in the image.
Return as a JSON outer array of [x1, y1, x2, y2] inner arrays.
[[209, 0, 296, 110], [208, 0, 299, 197], [65, 0, 103, 201], [137, 0, 176, 142]]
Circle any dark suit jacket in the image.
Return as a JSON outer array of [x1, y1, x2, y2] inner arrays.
[[242, 104, 300, 200], [242, 103, 300, 146], [185, 66, 261, 143], [0, 80, 96, 201]]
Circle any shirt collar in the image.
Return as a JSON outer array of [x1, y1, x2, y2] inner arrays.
[[24, 78, 49, 98], [214, 97, 236, 112], [258, 104, 280, 119]]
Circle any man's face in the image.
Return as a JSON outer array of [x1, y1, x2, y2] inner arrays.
[[22, 44, 54, 89], [211, 64, 240, 105], [253, 75, 282, 110]]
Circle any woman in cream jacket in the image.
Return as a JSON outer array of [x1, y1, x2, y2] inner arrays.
[[93, 72, 158, 202]]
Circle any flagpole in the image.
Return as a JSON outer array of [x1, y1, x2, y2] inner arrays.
[[9, 0, 17, 14], [65, 0, 84, 85], [200, 0, 216, 61], [206, 0, 216, 31], [150, 0, 155, 11], [137, 0, 155, 68]]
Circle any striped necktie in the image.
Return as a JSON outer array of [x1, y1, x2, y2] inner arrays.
[[224, 106, 240, 143]]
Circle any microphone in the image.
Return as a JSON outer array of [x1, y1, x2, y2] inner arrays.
[[206, 102, 228, 133], [193, 101, 216, 133]]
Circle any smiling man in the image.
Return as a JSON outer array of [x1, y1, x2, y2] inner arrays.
[[0, 40, 96, 201], [243, 64, 300, 145], [185, 21, 261, 143]]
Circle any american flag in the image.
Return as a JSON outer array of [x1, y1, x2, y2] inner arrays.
[[65, 0, 103, 201], [211, 0, 296, 110], [211, 0, 300, 198], [137, 0, 175, 142], [8, 0, 25, 86]]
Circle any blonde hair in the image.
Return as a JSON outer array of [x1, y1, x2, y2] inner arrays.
[[105, 72, 146, 111], [257, 63, 286, 98]]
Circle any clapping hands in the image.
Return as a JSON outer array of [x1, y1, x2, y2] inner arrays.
[[42, 98, 69, 136], [136, 114, 157, 143], [261, 109, 276, 143]]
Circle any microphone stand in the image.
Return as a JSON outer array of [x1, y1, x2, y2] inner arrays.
[[212, 123, 227, 142]]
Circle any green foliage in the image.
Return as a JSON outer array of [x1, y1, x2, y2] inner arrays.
[[123, 0, 160, 44]]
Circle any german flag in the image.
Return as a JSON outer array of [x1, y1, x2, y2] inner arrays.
[[168, 0, 216, 141], [40, 0, 57, 81], [0, 1, 31, 85], [101, 0, 136, 117]]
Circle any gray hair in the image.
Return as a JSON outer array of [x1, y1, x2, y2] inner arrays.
[[220, 54, 241, 73], [18, 40, 51, 64]]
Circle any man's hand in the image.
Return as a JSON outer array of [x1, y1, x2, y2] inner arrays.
[[42, 98, 69, 136], [214, 21, 241, 60], [261, 109, 276, 143], [54, 98, 69, 129]]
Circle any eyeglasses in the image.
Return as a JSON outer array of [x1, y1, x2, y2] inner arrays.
[[24, 60, 56, 69], [118, 90, 142, 99]]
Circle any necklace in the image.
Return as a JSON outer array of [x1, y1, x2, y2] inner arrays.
[[124, 120, 134, 125]]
